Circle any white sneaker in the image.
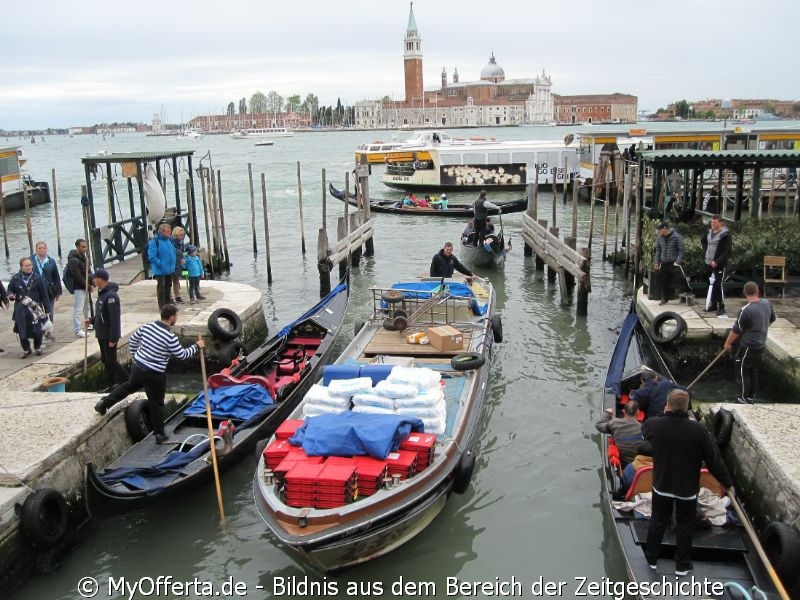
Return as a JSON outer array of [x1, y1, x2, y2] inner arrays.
[[75, 331, 88, 338]]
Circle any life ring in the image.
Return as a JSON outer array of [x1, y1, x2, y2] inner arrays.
[[649, 311, 687, 344], [216, 340, 244, 365], [712, 408, 734, 450], [207, 308, 243, 341], [491, 315, 503, 343], [452, 450, 476, 494], [20, 488, 68, 549], [763, 521, 800, 582], [125, 399, 153, 442], [451, 352, 486, 371], [382, 290, 403, 304]]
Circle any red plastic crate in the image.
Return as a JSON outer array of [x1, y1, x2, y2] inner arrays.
[[285, 462, 326, 484], [385, 450, 418, 479], [353, 456, 388, 495], [274, 454, 324, 482], [400, 433, 436, 470], [263, 439, 293, 469], [276, 419, 305, 439]]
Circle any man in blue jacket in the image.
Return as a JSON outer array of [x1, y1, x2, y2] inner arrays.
[[147, 223, 176, 309]]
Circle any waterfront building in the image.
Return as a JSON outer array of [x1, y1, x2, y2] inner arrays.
[[553, 93, 638, 125]]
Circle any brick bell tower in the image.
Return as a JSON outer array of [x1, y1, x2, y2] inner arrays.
[[403, 2, 423, 105]]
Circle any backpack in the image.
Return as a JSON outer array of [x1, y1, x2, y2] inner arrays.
[[62, 265, 75, 294]]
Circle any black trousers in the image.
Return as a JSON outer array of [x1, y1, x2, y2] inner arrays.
[[98, 339, 129, 385], [474, 217, 487, 243], [660, 261, 676, 300], [735, 345, 763, 401], [104, 363, 167, 435], [645, 490, 697, 572], [155, 275, 172, 308], [706, 265, 725, 310], [20, 332, 43, 352]]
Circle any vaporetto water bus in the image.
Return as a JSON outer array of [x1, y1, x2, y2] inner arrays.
[[379, 139, 580, 192], [230, 127, 295, 139], [355, 130, 500, 165]]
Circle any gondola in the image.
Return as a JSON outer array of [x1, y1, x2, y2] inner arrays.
[[254, 275, 501, 571], [329, 183, 527, 217], [84, 283, 349, 519], [601, 311, 783, 598], [460, 215, 509, 269]]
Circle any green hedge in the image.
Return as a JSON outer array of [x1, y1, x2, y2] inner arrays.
[[641, 216, 800, 280]]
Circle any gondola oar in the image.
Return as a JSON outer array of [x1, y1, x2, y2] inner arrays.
[[199, 335, 226, 523], [687, 348, 728, 390], [726, 490, 791, 600]]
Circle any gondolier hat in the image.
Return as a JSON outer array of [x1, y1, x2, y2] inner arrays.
[[656, 221, 669, 230], [94, 268, 110, 281]]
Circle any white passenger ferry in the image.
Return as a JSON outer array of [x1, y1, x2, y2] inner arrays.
[[379, 138, 580, 192], [356, 130, 500, 164], [230, 127, 295, 139]]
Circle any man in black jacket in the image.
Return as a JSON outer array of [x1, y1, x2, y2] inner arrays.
[[700, 214, 732, 316], [642, 389, 733, 576], [430, 243, 473, 279], [87, 269, 128, 389], [67, 239, 93, 338]]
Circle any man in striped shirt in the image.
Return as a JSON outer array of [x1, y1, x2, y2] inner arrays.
[[94, 304, 205, 444]]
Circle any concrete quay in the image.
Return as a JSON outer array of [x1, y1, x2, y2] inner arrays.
[[0, 275, 266, 593]]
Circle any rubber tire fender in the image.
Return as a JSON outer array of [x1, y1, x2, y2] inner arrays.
[[217, 341, 245, 366], [649, 311, 687, 344], [125, 398, 153, 443], [207, 308, 243, 341], [20, 488, 68, 549], [491, 314, 503, 343], [451, 352, 486, 371], [763, 521, 800, 582], [381, 290, 404, 304], [452, 451, 475, 494], [712, 408, 734, 450]]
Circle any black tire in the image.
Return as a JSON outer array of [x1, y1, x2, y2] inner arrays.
[[381, 290, 403, 304], [392, 308, 408, 320], [208, 308, 243, 341], [650, 311, 687, 344], [712, 408, 734, 450], [354, 321, 365, 337], [491, 315, 503, 343], [125, 399, 152, 442], [452, 451, 475, 494], [254, 438, 269, 461], [451, 352, 486, 371], [763, 522, 800, 582], [216, 341, 244, 365], [20, 488, 68, 549], [393, 315, 408, 331], [382, 317, 398, 331]]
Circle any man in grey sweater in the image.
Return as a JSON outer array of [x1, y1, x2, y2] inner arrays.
[[595, 400, 642, 465], [654, 221, 685, 305]]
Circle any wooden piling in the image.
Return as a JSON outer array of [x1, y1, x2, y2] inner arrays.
[[23, 182, 33, 255], [51, 169, 63, 258], [207, 170, 222, 270], [547, 227, 559, 283], [321, 168, 327, 229], [260, 173, 273, 284], [612, 175, 621, 266], [535, 219, 547, 271], [571, 175, 578, 240], [199, 169, 215, 280], [562, 156, 569, 203], [343, 172, 350, 226], [248, 163, 258, 255], [297, 161, 307, 255], [601, 178, 610, 260], [349, 213, 361, 266], [216, 170, 231, 273], [317, 227, 331, 297], [360, 172, 374, 257], [0, 178, 8, 258], [577, 247, 591, 316], [525, 182, 535, 257], [336, 217, 348, 281], [564, 235, 576, 297], [551, 168, 557, 229]]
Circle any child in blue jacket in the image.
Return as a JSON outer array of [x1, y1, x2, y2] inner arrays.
[[185, 246, 206, 303]]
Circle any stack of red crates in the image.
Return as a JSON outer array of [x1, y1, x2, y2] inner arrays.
[[283, 463, 325, 507], [274, 448, 324, 484], [263, 439, 293, 469], [399, 433, 437, 471], [275, 419, 305, 439], [314, 462, 358, 508], [352, 456, 389, 496], [385, 450, 418, 480]]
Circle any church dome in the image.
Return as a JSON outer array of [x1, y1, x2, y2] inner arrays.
[[480, 52, 505, 83]]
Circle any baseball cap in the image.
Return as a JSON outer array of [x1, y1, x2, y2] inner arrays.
[[94, 268, 110, 281], [656, 221, 669, 230]]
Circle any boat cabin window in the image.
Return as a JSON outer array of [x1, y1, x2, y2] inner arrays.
[[463, 153, 485, 165], [441, 153, 462, 166], [578, 142, 593, 165], [513, 152, 535, 167], [760, 139, 797, 150], [487, 152, 510, 164]]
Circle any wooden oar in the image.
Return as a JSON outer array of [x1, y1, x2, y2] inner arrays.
[[726, 490, 791, 600], [199, 336, 225, 522], [687, 348, 728, 390]]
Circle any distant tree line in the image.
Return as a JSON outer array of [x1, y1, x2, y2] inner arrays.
[[227, 91, 356, 127]]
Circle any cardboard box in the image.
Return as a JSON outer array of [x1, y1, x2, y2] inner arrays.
[[427, 325, 464, 351]]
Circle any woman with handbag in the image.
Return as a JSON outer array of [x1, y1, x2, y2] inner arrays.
[[31, 241, 62, 340], [8, 257, 52, 358]]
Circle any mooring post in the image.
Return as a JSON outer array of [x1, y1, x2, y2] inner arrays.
[[260, 173, 273, 284], [571, 175, 578, 240], [360, 170, 374, 257], [564, 235, 576, 296], [577, 247, 591, 316], [612, 174, 621, 266], [535, 219, 547, 271], [349, 213, 361, 266], [198, 169, 214, 280], [248, 163, 257, 255], [52, 169, 63, 258], [525, 182, 535, 257], [547, 227, 559, 283], [602, 178, 610, 261], [337, 216, 348, 281], [317, 227, 331, 297], [321, 168, 327, 229], [216, 170, 231, 273], [297, 161, 306, 254], [551, 167, 557, 228], [0, 177, 8, 258], [22, 182, 33, 255], [343, 172, 350, 228]]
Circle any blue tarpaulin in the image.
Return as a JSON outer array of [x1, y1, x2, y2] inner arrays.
[[389, 281, 487, 315], [183, 384, 273, 420], [289, 412, 424, 459]]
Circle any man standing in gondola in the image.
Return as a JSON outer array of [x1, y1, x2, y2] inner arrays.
[[430, 242, 473, 280], [643, 389, 733, 576], [472, 190, 499, 244]]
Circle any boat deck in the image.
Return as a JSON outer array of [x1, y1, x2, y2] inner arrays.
[[363, 325, 477, 357]]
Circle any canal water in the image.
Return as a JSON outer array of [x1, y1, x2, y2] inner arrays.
[[7, 125, 748, 599]]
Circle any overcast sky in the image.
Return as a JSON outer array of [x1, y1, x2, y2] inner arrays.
[[4, 0, 799, 129]]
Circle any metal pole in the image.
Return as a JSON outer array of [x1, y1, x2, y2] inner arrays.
[[52, 169, 63, 258]]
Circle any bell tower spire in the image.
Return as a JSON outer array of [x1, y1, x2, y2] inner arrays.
[[403, 2, 423, 105]]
